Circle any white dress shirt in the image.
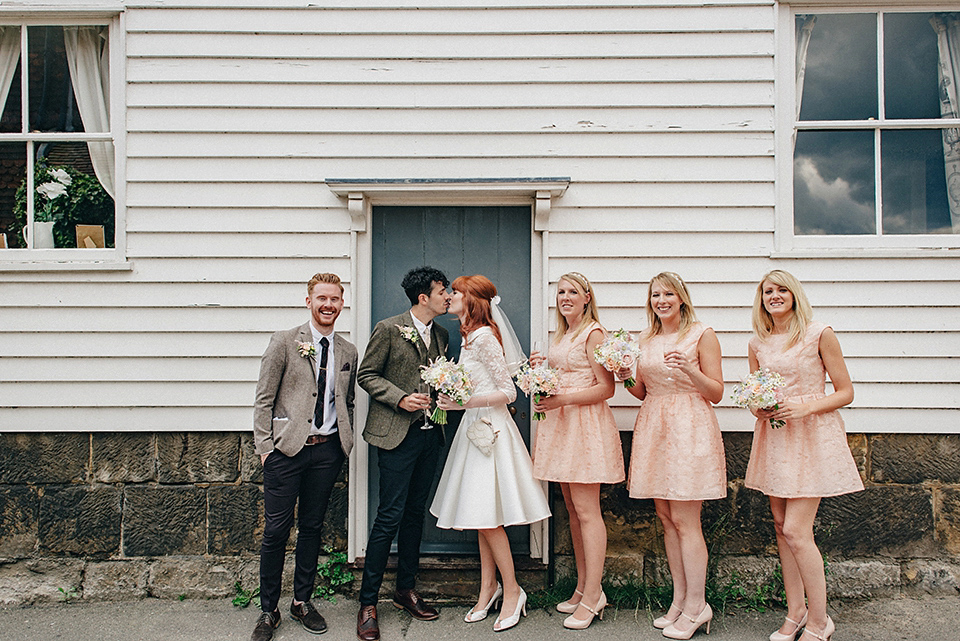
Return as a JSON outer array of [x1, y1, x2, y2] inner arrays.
[[310, 323, 338, 436]]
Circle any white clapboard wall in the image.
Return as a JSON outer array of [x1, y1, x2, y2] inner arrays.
[[0, 0, 956, 433]]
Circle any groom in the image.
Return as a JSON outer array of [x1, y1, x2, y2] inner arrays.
[[356, 266, 451, 641]]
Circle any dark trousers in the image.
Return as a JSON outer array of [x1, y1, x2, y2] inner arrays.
[[259, 438, 345, 613], [358, 425, 441, 606]]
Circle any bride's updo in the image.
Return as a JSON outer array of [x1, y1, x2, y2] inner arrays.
[[452, 274, 503, 347]]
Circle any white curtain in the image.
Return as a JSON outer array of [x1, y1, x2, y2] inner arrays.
[[795, 16, 817, 120], [931, 13, 960, 233], [63, 26, 114, 199], [0, 27, 20, 122]]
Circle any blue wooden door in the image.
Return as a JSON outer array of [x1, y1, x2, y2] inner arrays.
[[369, 205, 532, 554]]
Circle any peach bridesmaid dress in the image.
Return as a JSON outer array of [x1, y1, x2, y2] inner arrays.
[[628, 323, 727, 500], [745, 321, 864, 498], [532, 321, 625, 484]]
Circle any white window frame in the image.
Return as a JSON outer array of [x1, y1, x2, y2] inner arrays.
[[775, 3, 960, 253], [0, 8, 127, 271]]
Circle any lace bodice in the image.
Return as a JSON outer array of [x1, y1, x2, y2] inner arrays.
[[750, 321, 830, 399], [550, 321, 604, 391], [461, 327, 517, 406]]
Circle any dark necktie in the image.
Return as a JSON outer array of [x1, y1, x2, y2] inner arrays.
[[314, 337, 330, 429]]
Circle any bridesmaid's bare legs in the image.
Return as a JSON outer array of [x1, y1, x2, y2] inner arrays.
[[560, 483, 587, 605], [655, 499, 687, 615], [473, 530, 500, 614], [771, 497, 824, 633], [478, 527, 521, 616], [658, 499, 708, 634], [566, 483, 607, 622]]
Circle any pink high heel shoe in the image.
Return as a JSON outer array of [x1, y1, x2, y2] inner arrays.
[[654, 602, 683, 629], [663, 603, 712, 640], [800, 616, 834, 641], [555, 588, 584, 614], [770, 610, 808, 641], [562, 592, 607, 630]]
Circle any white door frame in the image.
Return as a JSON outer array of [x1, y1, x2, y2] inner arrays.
[[327, 179, 569, 563]]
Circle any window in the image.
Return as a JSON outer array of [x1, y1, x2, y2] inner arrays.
[[0, 23, 116, 252], [786, 10, 960, 247]]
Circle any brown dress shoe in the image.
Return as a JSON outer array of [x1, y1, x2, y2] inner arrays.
[[357, 605, 380, 641], [392, 588, 439, 621]]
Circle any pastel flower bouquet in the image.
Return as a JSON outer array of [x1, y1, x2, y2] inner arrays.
[[420, 356, 473, 425], [593, 328, 642, 388], [731, 368, 787, 429], [515, 360, 561, 421]]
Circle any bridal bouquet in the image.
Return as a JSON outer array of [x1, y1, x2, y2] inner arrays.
[[731, 368, 787, 429], [593, 328, 642, 388], [515, 360, 561, 421], [420, 356, 473, 425]]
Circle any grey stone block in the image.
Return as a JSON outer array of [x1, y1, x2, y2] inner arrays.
[[123, 485, 206, 556], [83, 561, 150, 601], [39, 486, 122, 556], [902, 560, 960, 596], [713, 555, 780, 594], [826, 559, 900, 598], [937, 487, 960, 556], [157, 432, 239, 483], [208, 485, 262, 555], [710, 483, 777, 556], [322, 481, 349, 551], [0, 559, 84, 605], [0, 433, 88, 483], [148, 557, 241, 599], [239, 433, 263, 483], [92, 433, 155, 483], [871, 434, 960, 484], [722, 432, 753, 481], [818, 486, 936, 558], [0, 486, 38, 558]]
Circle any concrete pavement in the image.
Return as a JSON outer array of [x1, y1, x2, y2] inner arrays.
[[0, 594, 956, 641]]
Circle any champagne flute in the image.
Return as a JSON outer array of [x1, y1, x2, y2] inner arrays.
[[418, 381, 432, 427], [532, 340, 543, 364], [662, 336, 678, 381]]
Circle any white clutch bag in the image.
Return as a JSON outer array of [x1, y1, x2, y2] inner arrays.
[[465, 416, 499, 456]]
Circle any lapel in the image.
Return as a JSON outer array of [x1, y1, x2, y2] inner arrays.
[[297, 323, 317, 378], [400, 310, 428, 361]]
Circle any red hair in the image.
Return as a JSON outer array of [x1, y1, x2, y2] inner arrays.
[[452, 274, 503, 347]]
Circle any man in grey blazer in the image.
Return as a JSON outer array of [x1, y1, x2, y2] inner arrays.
[[356, 266, 451, 641], [252, 272, 358, 641]]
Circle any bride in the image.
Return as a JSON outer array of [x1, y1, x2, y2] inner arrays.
[[430, 274, 551, 632]]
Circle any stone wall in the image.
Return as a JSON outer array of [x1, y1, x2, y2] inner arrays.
[[0, 432, 958, 605]]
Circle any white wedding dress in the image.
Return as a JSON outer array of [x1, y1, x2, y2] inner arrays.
[[430, 326, 551, 530]]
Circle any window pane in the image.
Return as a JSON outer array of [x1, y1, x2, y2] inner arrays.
[[799, 14, 878, 121], [27, 26, 83, 133], [884, 13, 946, 120], [0, 142, 25, 246], [795, 130, 876, 234], [881, 129, 953, 234], [0, 26, 21, 133]]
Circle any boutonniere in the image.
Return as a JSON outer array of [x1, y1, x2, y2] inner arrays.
[[396, 324, 420, 345], [296, 341, 316, 358]]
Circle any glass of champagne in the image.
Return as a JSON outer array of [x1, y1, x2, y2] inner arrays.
[[418, 381, 432, 427], [662, 336, 678, 381]]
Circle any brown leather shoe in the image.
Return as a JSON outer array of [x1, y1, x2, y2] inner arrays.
[[392, 588, 439, 621], [357, 605, 380, 641]]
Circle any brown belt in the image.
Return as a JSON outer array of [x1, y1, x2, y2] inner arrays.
[[305, 433, 336, 446]]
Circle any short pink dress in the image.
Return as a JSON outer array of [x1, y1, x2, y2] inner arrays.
[[628, 323, 727, 500], [532, 322, 625, 484], [744, 321, 864, 498]]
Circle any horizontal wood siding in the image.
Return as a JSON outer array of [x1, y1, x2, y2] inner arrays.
[[1, 0, 955, 434]]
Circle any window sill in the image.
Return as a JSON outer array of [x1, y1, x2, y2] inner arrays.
[[771, 247, 960, 259], [0, 256, 132, 272]]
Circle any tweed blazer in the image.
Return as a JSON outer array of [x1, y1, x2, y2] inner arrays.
[[253, 322, 358, 457], [358, 310, 449, 451]]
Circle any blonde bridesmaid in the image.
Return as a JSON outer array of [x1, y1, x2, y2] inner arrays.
[[621, 272, 725, 640], [744, 270, 863, 641], [531, 272, 624, 630]]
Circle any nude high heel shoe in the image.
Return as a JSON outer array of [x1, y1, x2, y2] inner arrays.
[[562, 592, 606, 630], [465, 583, 503, 623], [654, 602, 683, 629], [493, 587, 526, 632], [800, 616, 834, 641], [662, 603, 712, 639], [555, 588, 584, 614], [770, 610, 808, 641]]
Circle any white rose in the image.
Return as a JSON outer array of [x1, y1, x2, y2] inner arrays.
[[49, 168, 72, 186], [37, 181, 68, 200]]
